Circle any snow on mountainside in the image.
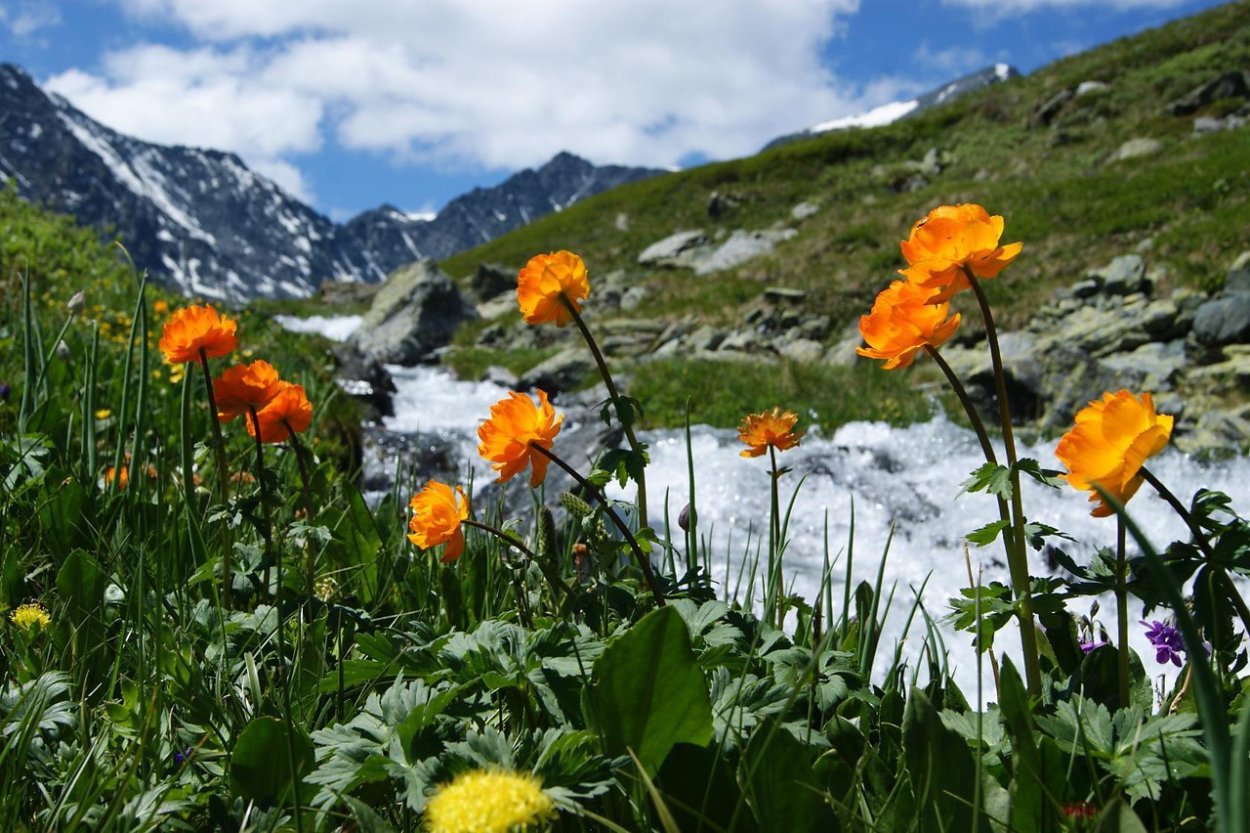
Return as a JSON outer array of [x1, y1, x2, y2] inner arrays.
[[763, 64, 1020, 150], [0, 64, 661, 301]]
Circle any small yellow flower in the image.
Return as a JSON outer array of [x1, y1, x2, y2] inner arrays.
[[11, 603, 52, 633], [95, 409, 112, 420], [425, 769, 554, 833]]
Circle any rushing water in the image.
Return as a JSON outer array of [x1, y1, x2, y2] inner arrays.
[[291, 315, 1250, 694]]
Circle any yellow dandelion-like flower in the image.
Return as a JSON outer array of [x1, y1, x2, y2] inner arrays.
[[11, 603, 52, 633], [95, 409, 112, 420], [425, 769, 554, 833]]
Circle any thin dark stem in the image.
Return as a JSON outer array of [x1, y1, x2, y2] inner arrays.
[[286, 426, 316, 598], [1116, 515, 1130, 709], [199, 348, 232, 607], [527, 442, 666, 607], [248, 406, 274, 594], [462, 518, 575, 600], [965, 267, 1043, 698], [559, 294, 649, 530], [1141, 466, 1250, 636], [928, 344, 1017, 598], [768, 445, 783, 628]]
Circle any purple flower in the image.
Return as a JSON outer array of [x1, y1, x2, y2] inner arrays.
[[173, 747, 193, 765], [1079, 640, 1108, 654], [0, 381, 9, 402], [1143, 620, 1185, 667]]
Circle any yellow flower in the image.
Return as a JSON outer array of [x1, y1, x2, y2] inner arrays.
[[898, 203, 1022, 303], [738, 408, 804, 458], [516, 251, 590, 327], [408, 481, 470, 563], [857, 280, 962, 370], [425, 769, 554, 833], [95, 408, 112, 420], [11, 602, 52, 633], [1055, 390, 1173, 517], [477, 390, 564, 487]]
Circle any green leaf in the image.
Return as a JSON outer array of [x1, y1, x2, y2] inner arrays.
[[901, 689, 983, 832], [740, 721, 831, 833], [961, 462, 1012, 499], [230, 717, 315, 806], [1014, 458, 1066, 489], [56, 548, 106, 626], [589, 606, 713, 774], [966, 519, 1010, 546]]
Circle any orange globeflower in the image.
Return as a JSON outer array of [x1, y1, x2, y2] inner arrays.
[[1055, 390, 1174, 517], [159, 304, 238, 364], [213, 360, 285, 421], [477, 390, 564, 486], [857, 280, 962, 370], [247, 384, 313, 443], [516, 250, 591, 327], [898, 203, 1023, 303], [738, 408, 804, 458], [407, 481, 470, 563]]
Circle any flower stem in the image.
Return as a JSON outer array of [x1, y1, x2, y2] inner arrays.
[[560, 294, 649, 530], [1141, 466, 1250, 637], [199, 348, 233, 607], [462, 518, 574, 601], [527, 442, 666, 607], [768, 445, 783, 628], [965, 267, 1043, 698], [248, 406, 274, 594], [286, 426, 316, 598], [1116, 514, 1130, 709]]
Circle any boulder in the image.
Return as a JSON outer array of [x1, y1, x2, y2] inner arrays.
[[471, 262, 515, 301], [518, 348, 593, 395], [1107, 138, 1163, 163], [349, 259, 477, 365], [1033, 88, 1074, 126], [331, 342, 398, 419], [1089, 254, 1148, 295], [779, 338, 825, 364], [791, 201, 821, 221], [1166, 70, 1250, 116], [1225, 251, 1250, 293], [1192, 294, 1250, 346], [694, 228, 798, 275], [638, 230, 712, 268]]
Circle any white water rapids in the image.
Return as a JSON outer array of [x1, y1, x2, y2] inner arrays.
[[299, 316, 1250, 696]]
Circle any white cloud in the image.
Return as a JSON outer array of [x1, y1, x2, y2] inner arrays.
[[1, 1, 61, 38], [44, 0, 897, 206], [941, 0, 1187, 11], [913, 42, 990, 77]]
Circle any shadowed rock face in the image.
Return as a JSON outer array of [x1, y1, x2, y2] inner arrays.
[[0, 64, 662, 301], [348, 260, 478, 365]]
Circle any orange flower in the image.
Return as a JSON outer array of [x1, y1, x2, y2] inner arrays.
[[1055, 390, 1173, 517], [898, 204, 1023, 303], [516, 250, 591, 327], [213, 360, 285, 422], [159, 304, 238, 364], [104, 465, 129, 490], [407, 481, 470, 562], [477, 390, 564, 486], [247, 384, 313, 444], [857, 280, 962, 370], [738, 408, 804, 458]]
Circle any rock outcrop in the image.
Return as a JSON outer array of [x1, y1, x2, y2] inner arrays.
[[349, 260, 477, 365]]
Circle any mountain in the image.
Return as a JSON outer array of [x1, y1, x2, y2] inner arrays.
[[0, 64, 661, 300], [762, 64, 1021, 150]]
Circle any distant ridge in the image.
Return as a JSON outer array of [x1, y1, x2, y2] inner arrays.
[[0, 64, 662, 300]]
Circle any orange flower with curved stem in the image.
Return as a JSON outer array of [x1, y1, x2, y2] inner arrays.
[[516, 250, 590, 327], [1055, 390, 1174, 517], [247, 383, 313, 444], [478, 390, 564, 486], [857, 280, 962, 370], [407, 481, 470, 563], [738, 408, 804, 458], [159, 304, 238, 363], [898, 203, 1022, 303], [213, 360, 285, 422]]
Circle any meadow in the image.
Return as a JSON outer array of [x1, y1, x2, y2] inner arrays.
[[2, 186, 1249, 833]]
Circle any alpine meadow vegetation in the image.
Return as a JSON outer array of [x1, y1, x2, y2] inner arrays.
[[3, 179, 1250, 833]]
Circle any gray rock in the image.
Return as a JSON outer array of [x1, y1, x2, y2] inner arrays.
[[694, 228, 798, 275], [471, 262, 515, 301], [1194, 116, 1225, 135], [1166, 70, 1250, 116], [1108, 138, 1163, 163], [1174, 405, 1250, 457], [1034, 88, 1074, 126], [1076, 81, 1108, 97], [638, 230, 711, 268], [619, 286, 648, 311], [779, 338, 825, 364], [1193, 294, 1250, 346], [518, 348, 593, 395], [1098, 340, 1186, 392], [482, 365, 519, 388], [718, 329, 768, 354], [1091, 254, 1147, 295], [707, 191, 741, 219], [349, 259, 477, 365], [477, 292, 518, 320], [687, 325, 726, 352], [615, 212, 630, 231], [791, 201, 821, 221], [1226, 251, 1250, 294], [764, 286, 807, 304]]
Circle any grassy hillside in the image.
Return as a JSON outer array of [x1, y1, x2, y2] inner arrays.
[[440, 3, 1250, 335]]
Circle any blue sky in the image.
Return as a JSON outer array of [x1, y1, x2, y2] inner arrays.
[[0, 0, 1229, 221]]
